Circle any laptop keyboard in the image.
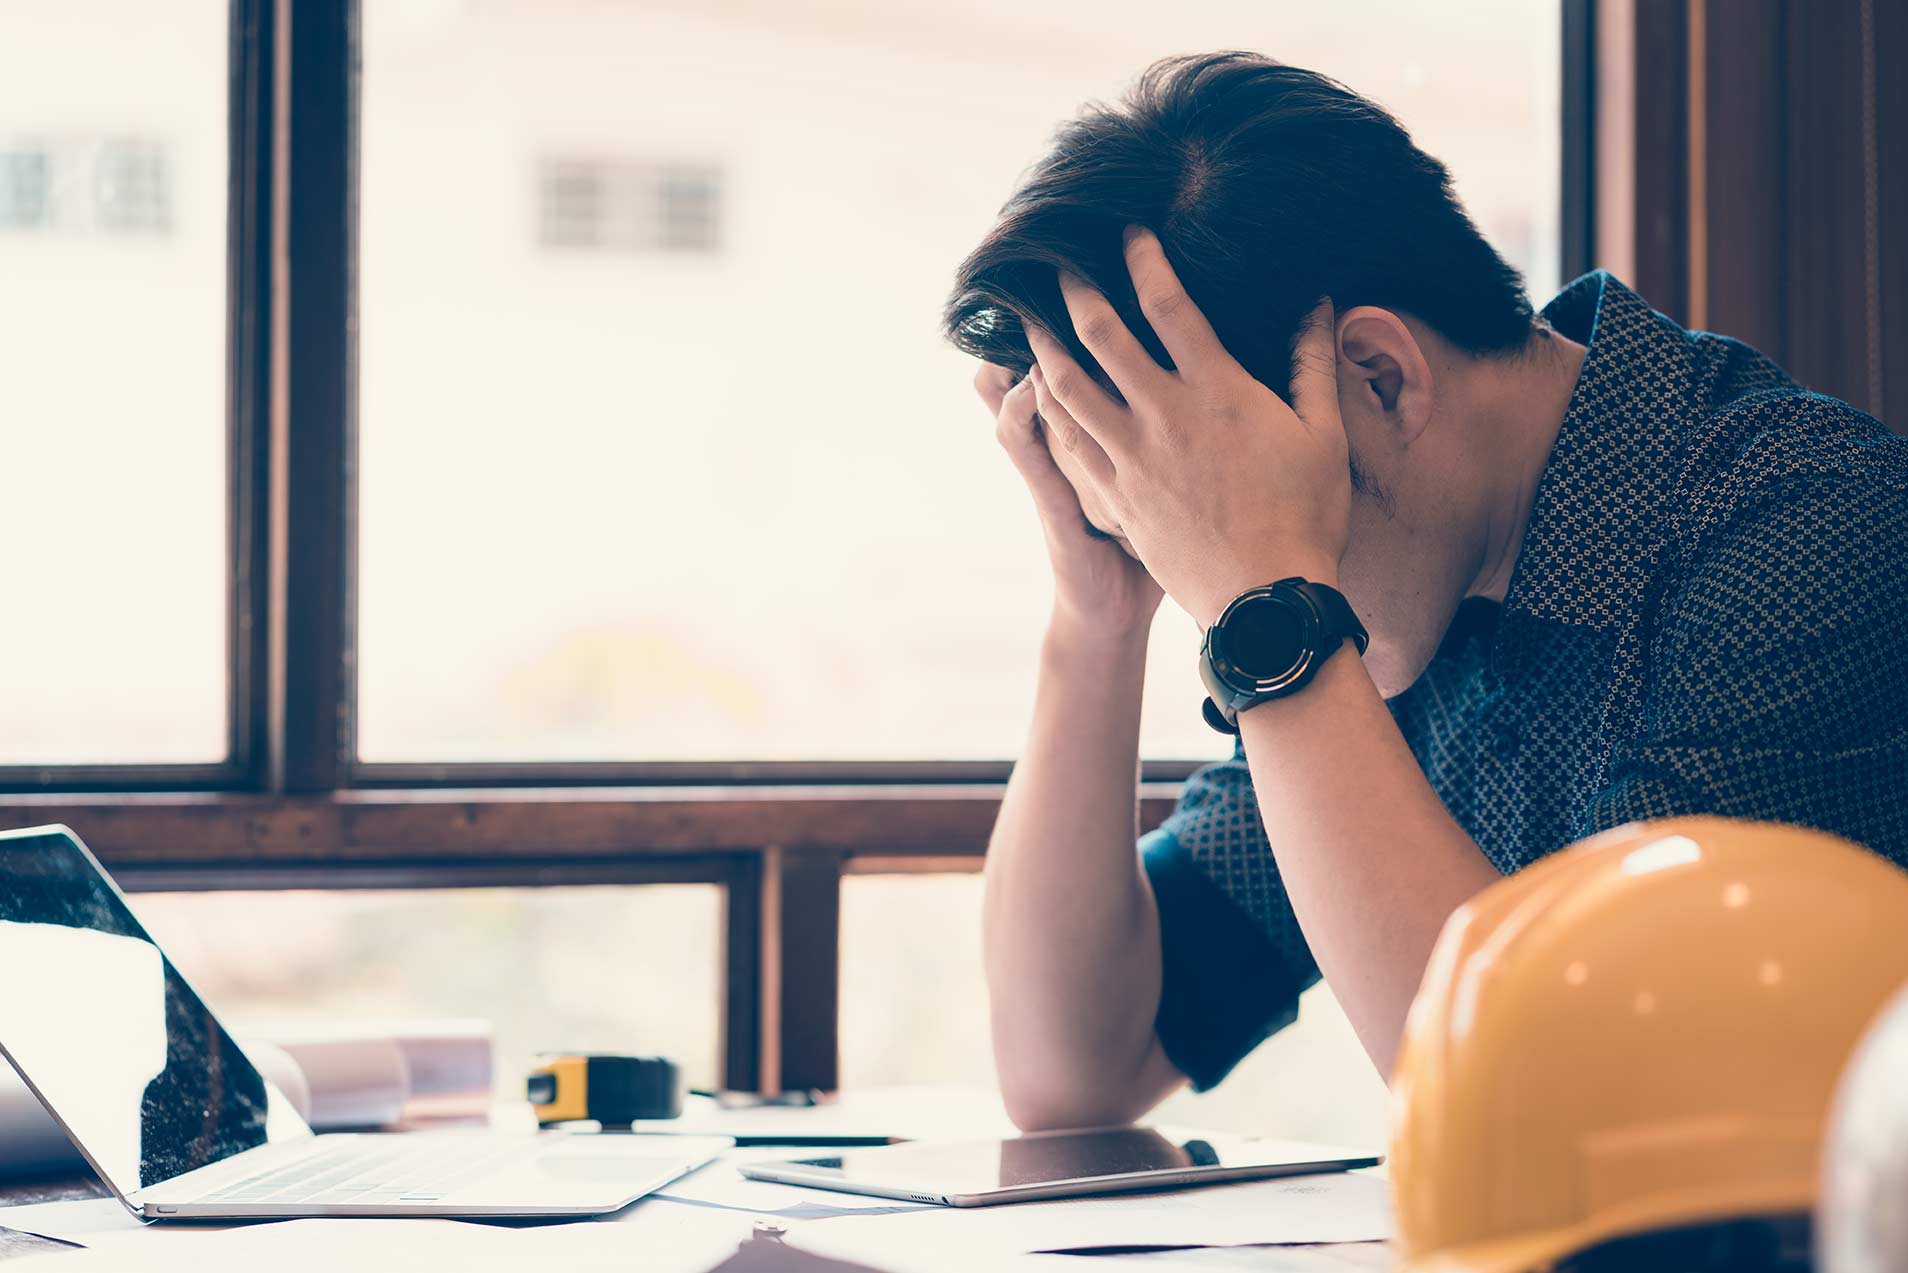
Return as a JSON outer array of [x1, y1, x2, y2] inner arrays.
[[195, 1139, 529, 1207]]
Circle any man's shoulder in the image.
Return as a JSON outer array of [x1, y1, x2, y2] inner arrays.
[[1669, 368, 1907, 562], [1644, 389, 1908, 749]]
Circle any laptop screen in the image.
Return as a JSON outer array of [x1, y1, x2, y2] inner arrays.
[[0, 827, 309, 1197]]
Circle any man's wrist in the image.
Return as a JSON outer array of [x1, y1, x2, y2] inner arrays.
[[1233, 629, 1366, 727], [1198, 559, 1341, 629], [1044, 605, 1152, 664]]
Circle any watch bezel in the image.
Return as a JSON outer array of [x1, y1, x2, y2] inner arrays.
[[1208, 581, 1324, 696]]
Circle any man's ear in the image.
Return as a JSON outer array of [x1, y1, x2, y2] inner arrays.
[[1336, 306, 1434, 446]]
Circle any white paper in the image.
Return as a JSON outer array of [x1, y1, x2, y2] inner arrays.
[[1, 1185, 1272, 1273], [788, 1170, 1393, 1263], [236, 1018, 494, 1129], [527, 1203, 756, 1269], [242, 1040, 313, 1123], [38, 1214, 1190, 1273], [25, 1208, 752, 1272], [647, 1156, 934, 1221], [390, 1024, 493, 1119], [35, 1219, 507, 1270], [0, 1195, 147, 1242], [264, 1037, 410, 1130]]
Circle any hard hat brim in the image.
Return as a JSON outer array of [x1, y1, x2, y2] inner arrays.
[[1396, 1185, 1813, 1273]]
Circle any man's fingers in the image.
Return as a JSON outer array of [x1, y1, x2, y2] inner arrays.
[[994, 376, 1090, 522], [1288, 298, 1340, 429], [1122, 225, 1223, 374], [974, 361, 1017, 417], [1059, 271, 1163, 405], [1025, 325, 1130, 465], [1027, 364, 1116, 488]]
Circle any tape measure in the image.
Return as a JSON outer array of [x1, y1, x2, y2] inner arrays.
[[527, 1054, 683, 1126]]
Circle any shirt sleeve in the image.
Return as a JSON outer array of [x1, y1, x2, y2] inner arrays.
[[1141, 743, 1320, 1091], [1589, 467, 1908, 863]]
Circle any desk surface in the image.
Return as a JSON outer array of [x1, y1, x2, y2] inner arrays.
[[0, 1174, 102, 1260], [0, 1095, 1397, 1272], [0, 1172, 1395, 1271]]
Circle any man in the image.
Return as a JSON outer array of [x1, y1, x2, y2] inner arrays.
[[943, 52, 1908, 1131]]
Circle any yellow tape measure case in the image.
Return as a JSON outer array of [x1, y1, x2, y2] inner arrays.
[[527, 1054, 684, 1126]]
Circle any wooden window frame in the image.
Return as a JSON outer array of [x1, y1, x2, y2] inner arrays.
[[1592, 0, 1903, 424], [0, 0, 1594, 1093]]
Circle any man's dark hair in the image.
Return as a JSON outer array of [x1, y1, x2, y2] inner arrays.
[[942, 52, 1537, 398]]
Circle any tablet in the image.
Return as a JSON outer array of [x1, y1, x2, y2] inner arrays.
[[738, 1127, 1381, 1206]]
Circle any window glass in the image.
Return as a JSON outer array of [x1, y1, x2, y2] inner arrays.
[[358, 0, 1561, 763], [839, 872, 1390, 1146], [132, 884, 725, 1098], [0, 1, 228, 765]]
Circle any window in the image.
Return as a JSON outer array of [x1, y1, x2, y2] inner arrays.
[[0, 150, 51, 229], [93, 139, 174, 235], [656, 166, 721, 254], [537, 158, 723, 254], [537, 160, 607, 248], [840, 872, 1391, 1146], [0, 0, 1576, 1106], [357, 0, 1561, 767], [132, 884, 725, 1098], [0, 138, 173, 236], [0, 2, 227, 766]]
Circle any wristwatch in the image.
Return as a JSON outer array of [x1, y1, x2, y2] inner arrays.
[[1199, 578, 1368, 734]]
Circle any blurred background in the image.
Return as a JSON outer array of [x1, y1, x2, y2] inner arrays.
[[3, 0, 1563, 1150]]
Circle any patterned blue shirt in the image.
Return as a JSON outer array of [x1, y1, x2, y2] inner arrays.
[[1143, 272, 1908, 1090]]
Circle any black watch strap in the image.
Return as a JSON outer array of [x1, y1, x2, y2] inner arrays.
[[1199, 578, 1367, 734], [1301, 580, 1365, 651]]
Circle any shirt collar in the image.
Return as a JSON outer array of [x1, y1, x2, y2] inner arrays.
[[1500, 271, 1705, 633]]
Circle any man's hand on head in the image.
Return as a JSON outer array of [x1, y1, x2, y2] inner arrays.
[[974, 361, 1163, 637], [1024, 226, 1352, 627]]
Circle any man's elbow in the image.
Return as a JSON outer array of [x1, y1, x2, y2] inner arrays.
[[1000, 1083, 1140, 1133], [994, 1062, 1162, 1133]]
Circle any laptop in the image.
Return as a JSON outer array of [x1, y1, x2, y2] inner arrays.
[[0, 824, 729, 1219]]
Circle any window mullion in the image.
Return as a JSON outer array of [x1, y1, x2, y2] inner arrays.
[[278, 0, 358, 794]]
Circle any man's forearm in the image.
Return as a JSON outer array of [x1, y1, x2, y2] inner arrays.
[[983, 612, 1181, 1128], [1237, 648, 1502, 1078]]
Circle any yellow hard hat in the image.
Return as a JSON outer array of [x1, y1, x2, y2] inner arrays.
[[1390, 817, 1908, 1273], [1819, 979, 1908, 1273]]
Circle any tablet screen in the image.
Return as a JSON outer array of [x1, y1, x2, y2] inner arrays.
[[776, 1128, 1371, 1196]]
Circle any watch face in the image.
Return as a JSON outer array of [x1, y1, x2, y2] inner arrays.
[[1219, 592, 1312, 682]]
